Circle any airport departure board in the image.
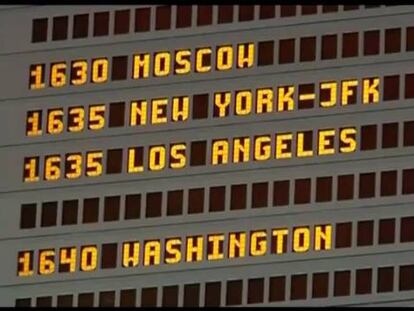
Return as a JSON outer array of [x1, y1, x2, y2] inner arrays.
[[0, 4, 414, 307]]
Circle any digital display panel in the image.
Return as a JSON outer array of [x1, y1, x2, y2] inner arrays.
[[1, 4, 414, 307]]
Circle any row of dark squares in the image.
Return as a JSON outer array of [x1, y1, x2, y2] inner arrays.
[[15, 263, 414, 306], [19, 167, 414, 229], [35, 29, 414, 87], [271, 26, 414, 64], [31, 5, 386, 43], [28, 73, 414, 131]]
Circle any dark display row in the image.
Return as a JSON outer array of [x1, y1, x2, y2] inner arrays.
[[19, 167, 414, 230], [31, 5, 386, 43], [15, 262, 414, 306]]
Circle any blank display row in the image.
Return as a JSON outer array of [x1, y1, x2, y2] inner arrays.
[[31, 5, 386, 43], [15, 263, 414, 306], [19, 167, 414, 229]]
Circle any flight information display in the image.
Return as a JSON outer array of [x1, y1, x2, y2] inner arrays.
[[1, 4, 414, 307]]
